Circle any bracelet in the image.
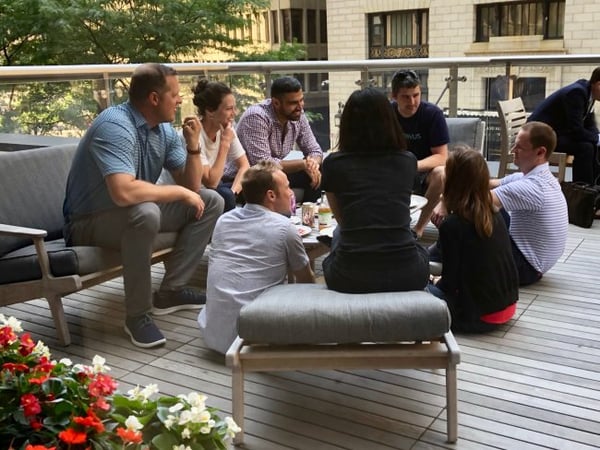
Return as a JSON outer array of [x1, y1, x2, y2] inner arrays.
[[187, 146, 201, 155]]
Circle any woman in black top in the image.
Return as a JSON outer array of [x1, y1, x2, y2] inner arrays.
[[321, 88, 429, 293], [429, 146, 519, 332]]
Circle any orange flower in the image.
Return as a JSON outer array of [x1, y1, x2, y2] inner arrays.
[[116, 427, 143, 444], [25, 445, 56, 450], [73, 409, 105, 433], [58, 428, 88, 445]]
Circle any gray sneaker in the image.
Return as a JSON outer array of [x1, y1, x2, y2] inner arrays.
[[124, 314, 166, 348], [152, 287, 206, 316]]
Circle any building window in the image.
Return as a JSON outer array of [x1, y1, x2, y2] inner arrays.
[[368, 10, 428, 59], [283, 8, 303, 43], [320, 10, 327, 44], [260, 11, 269, 43], [485, 76, 546, 111], [476, 1, 565, 42], [307, 9, 317, 44], [271, 10, 279, 44]]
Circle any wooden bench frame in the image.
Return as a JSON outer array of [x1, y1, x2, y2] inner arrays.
[[0, 223, 172, 346], [226, 332, 461, 445]]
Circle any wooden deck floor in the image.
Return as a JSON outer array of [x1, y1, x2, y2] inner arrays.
[[2, 222, 600, 449]]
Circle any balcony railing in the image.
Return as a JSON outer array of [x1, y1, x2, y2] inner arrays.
[[1, 54, 599, 157]]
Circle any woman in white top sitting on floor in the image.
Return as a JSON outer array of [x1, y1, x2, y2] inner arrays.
[[191, 79, 249, 211]]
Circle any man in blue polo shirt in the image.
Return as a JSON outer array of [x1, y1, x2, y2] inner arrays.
[[63, 63, 223, 348], [391, 69, 449, 238]]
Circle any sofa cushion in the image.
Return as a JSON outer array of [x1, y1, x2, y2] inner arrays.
[[0, 232, 177, 284], [238, 284, 451, 345], [446, 117, 485, 151], [0, 145, 77, 256]]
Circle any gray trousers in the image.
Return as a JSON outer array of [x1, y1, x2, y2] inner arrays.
[[67, 189, 223, 317]]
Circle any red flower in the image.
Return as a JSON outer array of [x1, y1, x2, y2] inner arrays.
[[20, 393, 42, 417], [29, 418, 43, 430], [116, 427, 143, 444], [2, 362, 30, 373], [26, 445, 56, 450], [35, 356, 55, 373], [58, 428, 88, 445], [0, 325, 17, 347], [19, 332, 36, 356], [73, 409, 105, 433], [91, 396, 111, 411], [88, 373, 118, 397]]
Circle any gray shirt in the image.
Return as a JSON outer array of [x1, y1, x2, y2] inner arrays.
[[198, 203, 309, 353]]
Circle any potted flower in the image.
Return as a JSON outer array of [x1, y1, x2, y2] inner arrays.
[[0, 314, 240, 449]]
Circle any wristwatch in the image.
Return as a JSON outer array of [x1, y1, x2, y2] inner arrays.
[[187, 145, 201, 155]]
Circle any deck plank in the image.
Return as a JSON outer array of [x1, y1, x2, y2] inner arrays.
[[2, 222, 600, 449]]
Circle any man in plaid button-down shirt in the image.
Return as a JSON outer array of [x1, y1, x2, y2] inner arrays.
[[225, 76, 323, 202]]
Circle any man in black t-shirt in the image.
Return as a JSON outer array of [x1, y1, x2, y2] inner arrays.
[[391, 69, 449, 238]]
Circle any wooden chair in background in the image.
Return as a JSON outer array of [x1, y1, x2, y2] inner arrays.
[[496, 97, 569, 182]]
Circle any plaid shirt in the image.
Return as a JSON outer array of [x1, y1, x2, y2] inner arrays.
[[224, 99, 322, 179]]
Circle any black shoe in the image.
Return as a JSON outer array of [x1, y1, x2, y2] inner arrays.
[[428, 242, 442, 263], [124, 314, 166, 348], [152, 287, 206, 316]]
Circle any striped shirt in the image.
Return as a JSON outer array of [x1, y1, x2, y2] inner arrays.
[[224, 99, 322, 179], [494, 163, 568, 273]]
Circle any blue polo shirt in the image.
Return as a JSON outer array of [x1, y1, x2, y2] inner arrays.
[[63, 102, 186, 220]]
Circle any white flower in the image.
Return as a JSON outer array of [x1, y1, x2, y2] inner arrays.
[[225, 416, 241, 437], [185, 392, 207, 409], [164, 414, 177, 429], [200, 426, 211, 434], [32, 341, 50, 359], [141, 383, 159, 399], [92, 355, 110, 373], [189, 406, 211, 423], [178, 410, 192, 425], [172, 446, 192, 450], [59, 358, 73, 366], [181, 427, 191, 439], [169, 402, 184, 413], [0, 315, 23, 333], [124, 415, 144, 431], [127, 385, 142, 399]]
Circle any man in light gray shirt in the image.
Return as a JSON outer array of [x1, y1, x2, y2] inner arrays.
[[198, 160, 315, 354]]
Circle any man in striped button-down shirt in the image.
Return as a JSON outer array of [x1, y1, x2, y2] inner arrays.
[[491, 121, 568, 286], [227, 76, 323, 202]]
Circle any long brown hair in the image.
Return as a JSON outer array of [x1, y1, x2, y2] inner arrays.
[[443, 146, 494, 238]]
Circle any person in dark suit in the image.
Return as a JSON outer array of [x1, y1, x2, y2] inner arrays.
[[528, 67, 600, 184]]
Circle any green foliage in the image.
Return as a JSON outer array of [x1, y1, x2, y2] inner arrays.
[[0, 0, 306, 136], [40, 0, 269, 64], [5, 82, 97, 135], [0, 0, 50, 66]]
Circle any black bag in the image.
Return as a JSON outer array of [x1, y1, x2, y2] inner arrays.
[[560, 182, 600, 228]]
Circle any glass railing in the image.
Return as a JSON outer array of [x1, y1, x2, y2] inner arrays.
[[1, 54, 599, 157]]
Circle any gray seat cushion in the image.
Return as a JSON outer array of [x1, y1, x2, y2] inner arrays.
[[446, 117, 484, 151], [238, 284, 451, 345], [0, 233, 177, 284]]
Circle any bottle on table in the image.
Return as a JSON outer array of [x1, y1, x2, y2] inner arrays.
[[318, 191, 332, 230]]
